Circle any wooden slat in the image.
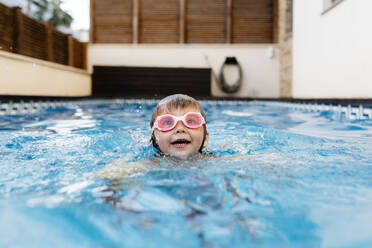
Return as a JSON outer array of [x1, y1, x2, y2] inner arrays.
[[138, 0, 179, 43], [68, 35, 74, 66], [186, 0, 226, 43], [0, 3, 86, 69], [226, 0, 232, 43], [90, 0, 95, 42], [179, 0, 186, 43], [0, 3, 14, 52], [73, 38, 85, 69], [52, 29, 68, 65], [92, 0, 133, 43], [17, 13, 48, 60], [272, 0, 279, 43], [133, 0, 139, 43], [232, 0, 274, 43], [44, 23, 54, 61], [89, 0, 275, 44]]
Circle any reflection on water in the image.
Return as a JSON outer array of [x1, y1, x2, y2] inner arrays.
[[0, 100, 371, 247]]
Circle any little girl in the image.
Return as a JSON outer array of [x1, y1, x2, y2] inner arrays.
[[150, 94, 209, 159], [97, 94, 210, 180]]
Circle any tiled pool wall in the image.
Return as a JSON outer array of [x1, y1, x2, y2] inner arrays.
[[1, 99, 371, 120], [261, 101, 372, 120]]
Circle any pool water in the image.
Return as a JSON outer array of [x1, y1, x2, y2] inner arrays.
[[1, 100, 372, 248]]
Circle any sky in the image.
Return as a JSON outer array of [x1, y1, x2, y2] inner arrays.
[[60, 0, 90, 30]]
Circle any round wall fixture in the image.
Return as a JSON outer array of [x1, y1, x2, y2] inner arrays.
[[218, 57, 243, 93]]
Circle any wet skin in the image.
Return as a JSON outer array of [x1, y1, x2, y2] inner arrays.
[[153, 107, 209, 159]]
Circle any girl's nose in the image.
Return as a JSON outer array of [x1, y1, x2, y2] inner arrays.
[[174, 120, 186, 133]]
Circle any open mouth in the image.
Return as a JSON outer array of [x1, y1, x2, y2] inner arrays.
[[171, 139, 191, 145]]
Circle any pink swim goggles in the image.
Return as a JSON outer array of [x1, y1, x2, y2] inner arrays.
[[152, 112, 206, 132]]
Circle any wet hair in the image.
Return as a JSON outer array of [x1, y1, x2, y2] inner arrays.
[[150, 94, 207, 153]]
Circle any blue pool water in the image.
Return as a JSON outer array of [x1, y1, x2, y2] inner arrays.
[[0, 100, 372, 248]]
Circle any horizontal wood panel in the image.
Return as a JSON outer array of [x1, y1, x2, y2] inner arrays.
[[95, 16, 132, 24], [92, 66, 211, 97], [19, 14, 48, 60], [73, 39, 85, 69], [92, 0, 133, 43], [186, 0, 226, 43], [232, 0, 273, 43], [91, 0, 275, 44], [94, 0, 132, 14], [52, 30, 68, 65], [0, 3, 14, 52], [139, 0, 179, 43], [0, 3, 86, 69]]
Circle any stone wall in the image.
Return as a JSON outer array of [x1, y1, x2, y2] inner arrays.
[[278, 0, 292, 98]]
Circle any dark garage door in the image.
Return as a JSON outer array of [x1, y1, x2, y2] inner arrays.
[[92, 66, 211, 98]]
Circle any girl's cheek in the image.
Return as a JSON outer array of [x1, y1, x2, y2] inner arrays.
[[156, 132, 169, 143]]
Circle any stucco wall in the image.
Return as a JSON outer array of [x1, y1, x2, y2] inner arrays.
[[293, 0, 372, 98], [88, 44, 280, 98], [0, 51, 91, 97]]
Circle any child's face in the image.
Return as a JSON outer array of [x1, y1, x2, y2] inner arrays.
[[153, 106, 208, 158]]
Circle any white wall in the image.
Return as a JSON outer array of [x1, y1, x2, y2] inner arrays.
[[293, 0, 372, 98], [0, 51, 91, 97], [88, 44, 280, 98]]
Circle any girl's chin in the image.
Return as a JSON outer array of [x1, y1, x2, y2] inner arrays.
[[168, 149, 197, 159]]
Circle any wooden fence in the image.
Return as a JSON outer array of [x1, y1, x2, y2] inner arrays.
[[0, 3, 87, 70], [91, 0, 278, 44]]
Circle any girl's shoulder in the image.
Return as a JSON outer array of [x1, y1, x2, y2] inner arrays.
[[93, 157, 159, 180]]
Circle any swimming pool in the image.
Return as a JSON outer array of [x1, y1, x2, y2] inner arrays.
[[1, 99, 371, 248]]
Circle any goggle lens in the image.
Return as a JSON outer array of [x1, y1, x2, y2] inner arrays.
[[153, 112, 205, 132], [158, 115, 176, 129], [184, 113, 202, 128]]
